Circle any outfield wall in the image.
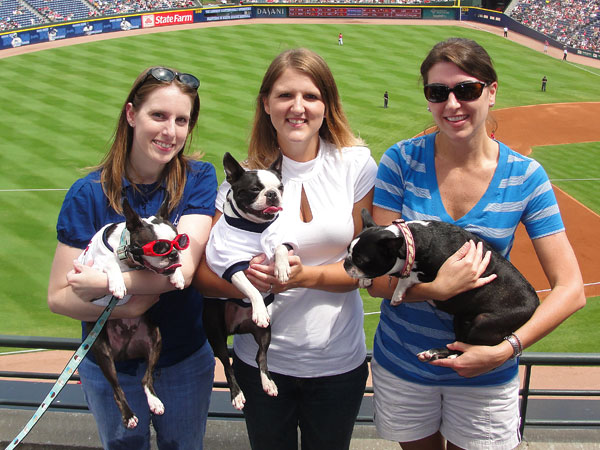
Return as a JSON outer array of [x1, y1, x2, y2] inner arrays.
[[1, 4, 598, 61]]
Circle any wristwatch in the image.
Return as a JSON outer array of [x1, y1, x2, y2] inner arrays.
[[504, 333, 523, 359]]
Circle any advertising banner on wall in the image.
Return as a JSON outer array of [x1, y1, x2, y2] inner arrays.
[[254, 6, 288, 18], [289, 7, 421, 19], [141, 10, 194, 28], [422, 8, 456, 20], [106, 16, 142, 32], [203, 6, 251, 21]]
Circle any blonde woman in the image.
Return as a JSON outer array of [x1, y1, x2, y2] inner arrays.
[[196, 48, 377, 450]]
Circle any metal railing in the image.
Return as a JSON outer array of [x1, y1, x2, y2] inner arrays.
[[1, 335, 600, 431]]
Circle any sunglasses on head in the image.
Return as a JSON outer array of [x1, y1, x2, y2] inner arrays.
[[141, 67, 200, 91], [132, 233, 190, 257], [424, 81, 489, 103]]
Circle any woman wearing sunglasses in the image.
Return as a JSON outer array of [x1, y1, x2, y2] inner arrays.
[[48, 67, 218, 449], [368, 38, 585, 450]]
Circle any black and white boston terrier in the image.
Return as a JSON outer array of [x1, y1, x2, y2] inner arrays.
[[79, 196, 188, 428], [204, 152, 295, 410], [344, 209, 539, 361]]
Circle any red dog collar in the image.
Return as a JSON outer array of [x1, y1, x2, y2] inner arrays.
[[392, 219, 415, 278]]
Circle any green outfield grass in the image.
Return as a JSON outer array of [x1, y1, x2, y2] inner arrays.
[[531, 142, 600, 214], [0, 23, 598, 351]]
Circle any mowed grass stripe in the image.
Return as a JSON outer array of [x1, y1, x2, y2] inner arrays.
[[531, 142, 600, 214], [0, 23, 598, 346]]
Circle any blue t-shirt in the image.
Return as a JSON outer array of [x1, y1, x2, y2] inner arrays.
[[373, 133, 564, 386], [57, 160, 217, 373]]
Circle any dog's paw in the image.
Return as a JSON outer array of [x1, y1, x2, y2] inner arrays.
[[232, 392, 246, 410], [125, 415, 139, 429], [260, 373, 278, 397], [390, 293, 405, 306], [106, 270, 127, 299], [170, 270, 185, 290], [417, 350, 435, 362], [358, 278, 373, 289], [110, 283, 127, 300], [274, 261, 291, 284], [144, 386, 164, 415], [252, 308, 270, 328], [148, 397, 164, 416], [417, 348, 455, 362]]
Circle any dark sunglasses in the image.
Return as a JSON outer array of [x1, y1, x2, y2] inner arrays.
[[424, 81, 489, 103], [141, 67, 200, 91], [132, 233, 190, 257]]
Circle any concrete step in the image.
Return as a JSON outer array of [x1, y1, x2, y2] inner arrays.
[[2, 409, 600, 449]]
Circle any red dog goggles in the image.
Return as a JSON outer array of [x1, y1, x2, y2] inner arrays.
[[138, 233, 190, 257]]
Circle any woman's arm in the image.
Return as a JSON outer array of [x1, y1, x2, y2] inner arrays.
[[48, 242, 161, 321], [429, 232, 586, 377], [192, 210, 246, 298], [246, 189, 374, 293], [65, 214, 212, 299], [48, 214, 212, 321]]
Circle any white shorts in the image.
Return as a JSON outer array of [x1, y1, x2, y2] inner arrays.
[[371, 358, 521, 450]]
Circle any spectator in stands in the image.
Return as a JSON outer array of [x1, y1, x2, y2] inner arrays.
[[368, 37, 585, 450], [509, 0, 600, 53], [195, 47, 377, 450], [48, 66, 217, 449]]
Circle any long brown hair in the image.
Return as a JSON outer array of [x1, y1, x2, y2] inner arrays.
[[247, 48, 362, 169], [92, 66, 201, 215]]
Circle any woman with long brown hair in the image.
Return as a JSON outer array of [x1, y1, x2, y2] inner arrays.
[[48, 66, 217, 449]]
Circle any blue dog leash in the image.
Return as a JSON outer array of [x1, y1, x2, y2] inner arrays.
[[5, 295, 120, 450]]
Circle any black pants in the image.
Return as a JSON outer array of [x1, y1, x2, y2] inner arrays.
[[233, 354, 368, 450]]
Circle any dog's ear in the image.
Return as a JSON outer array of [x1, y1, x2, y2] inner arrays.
[[361, 208, 377, 229], [223, 152, 246, 184], [157, 192, 171, 220], [268, 153, 283, 177], [122, 197, 144, 231]]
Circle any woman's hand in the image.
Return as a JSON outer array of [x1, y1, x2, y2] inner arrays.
[[427, 340, 514, 378], [245, 251, 303, 293], [429, 240, 497, 301], [66, 259, 110, 302]]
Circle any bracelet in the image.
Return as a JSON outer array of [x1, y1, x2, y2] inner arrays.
[[503, 333, 523, 359]]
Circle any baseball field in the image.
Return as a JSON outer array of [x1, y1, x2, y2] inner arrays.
[[0, 18, 599, 353]]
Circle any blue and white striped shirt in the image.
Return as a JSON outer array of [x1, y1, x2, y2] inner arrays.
[[373, 132, 564, 386]]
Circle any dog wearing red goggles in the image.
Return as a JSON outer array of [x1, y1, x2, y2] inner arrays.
[[78, 196, 187, 429]]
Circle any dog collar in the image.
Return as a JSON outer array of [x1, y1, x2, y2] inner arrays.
[[224, 197, 278, 233], [116, 228, 132, 261], [116, 229, 145, 270], [392, 219, 415, 278]]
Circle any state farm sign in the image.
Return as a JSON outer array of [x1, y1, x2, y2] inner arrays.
[[142, 11, 193, 28]]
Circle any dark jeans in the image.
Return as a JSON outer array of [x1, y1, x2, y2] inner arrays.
[[233, 353, 369, 450]]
